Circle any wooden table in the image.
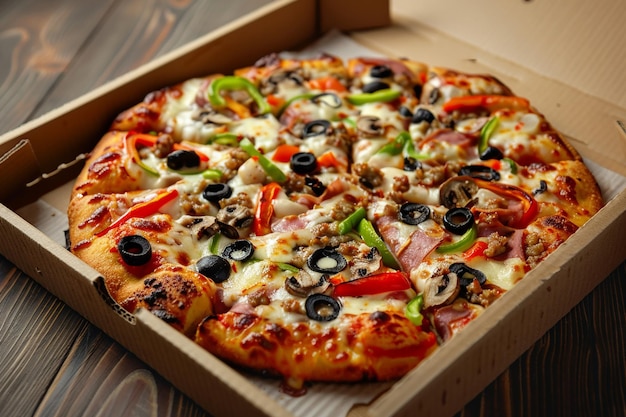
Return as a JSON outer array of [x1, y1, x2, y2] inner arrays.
[[1, 1, 624, 416]]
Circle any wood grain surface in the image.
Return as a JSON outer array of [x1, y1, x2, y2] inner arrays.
[[0, 1, 625, 417]]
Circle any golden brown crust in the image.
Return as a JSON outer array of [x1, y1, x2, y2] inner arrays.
[[195, 311, 436, 383], [71, 131, 143, 198]]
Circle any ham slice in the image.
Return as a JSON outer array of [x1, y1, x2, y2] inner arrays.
[[376, 216, 444, 272]]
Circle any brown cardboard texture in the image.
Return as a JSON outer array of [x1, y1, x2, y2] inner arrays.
[[0, 0, 625, 416]]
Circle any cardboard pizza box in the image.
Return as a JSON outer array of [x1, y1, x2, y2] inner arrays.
[[0, 0, 625, 416]]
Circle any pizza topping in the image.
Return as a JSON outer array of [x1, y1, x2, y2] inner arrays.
[[305, 294, 341, 322], [333, 271, 411, 297], [337, 207, 367, 235], [411, 108, 436, 125], [284, 270, 330, 298], [207, 75, 271, 115], [405, 294, 425, 326], [202, 183, 233, 203], [399, 203, 430, 225], [290, 152, 318, 175], [347, 88, 401, 106], [439, 177, 479, 208], [443, 207, 474, 235], [356, 115, 383, 136], [118, 235, 153, 266], [253, 182, 282, 235], [449, 262, 486, 287], [423, 272, 460, 308], [457, 165, 501, 182], [369, 64, 393, 79], [361, 80, 391, 94], [166, 149, 201, 171], [96, 188, 179, 237], [196, 255, 231, 283], [436, 223, 478, 254], [357, 218, 400, 269], [239, 138, 287, 182], [222, 240, 255, 262], [302, 119, 331, 137], [307, 247, 347, 274]]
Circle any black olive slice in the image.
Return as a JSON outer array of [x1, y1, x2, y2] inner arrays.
[[305, 176, 326, 196], [167, 149, 200, 170], [303, 120, 331, 138], [403, 156, 422, 172], [370, 64, 393, 78], [305, 294, 341, 322], [411, 107, 435, 124], [443, 207, 474, 235], [399, 203, 430, 225], [399, 106, 413, 118], [362, 80, 390, 93], [479, 145, 504, 161], [311, 93, 342, 108], [449, 262, 487, 287], [196, 255, 231, 283], [202, 183, 232, 203], [307, 248, 347, 274], [290, 152, 318, 175], [222, 240, 255, 262], [533, 180, 548, 196], [118, 235, 152, 266], [458, 165, 501, 181]]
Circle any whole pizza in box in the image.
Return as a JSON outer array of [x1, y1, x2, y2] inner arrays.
[[67, 52, 603, 391]]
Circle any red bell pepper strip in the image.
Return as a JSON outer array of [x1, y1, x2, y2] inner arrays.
[[253, 182, 282, 236], [442, 95, 530, 114], [333, 271, 411, 297], [307, 76, 348, 93], [271, 144, 300, 163], [473, 178, 539, 228], [463, 240, 488, 261], [96, 188, 179, 237]]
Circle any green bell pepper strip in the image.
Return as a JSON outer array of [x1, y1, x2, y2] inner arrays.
[[239, 138, 287, 182], [201, 168, 223, 181], [338, 207, 366, 235], [436, 223, 478, 254], [210, 132, 239, 147], [405, 293, 424, 326], [208, 76, 271, 115], [209, 233, 221, 254], [277, 262, 299, 273], [375, 131, 430, 160], [503, 157, 517, 174], [478, 116, 500, 155], [357, 219, 400, 269], [347, 88, 401, 105]]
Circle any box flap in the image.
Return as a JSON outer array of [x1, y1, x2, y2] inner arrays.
[[391, 0, 626, 108]]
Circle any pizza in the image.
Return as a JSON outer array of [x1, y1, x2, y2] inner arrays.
[[67, 52, 604, 391]]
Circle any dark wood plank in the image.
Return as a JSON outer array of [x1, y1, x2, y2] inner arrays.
[[0, 258, 88, 416], [34, 324, 209, 417], [31, 0, 273, 119], [0, 0, 115, 133]]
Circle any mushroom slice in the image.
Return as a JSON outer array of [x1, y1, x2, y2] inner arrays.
[[439, 176, 479, 209], [284, 270, 330, 298], [217, 204, 253, 229], [191, 108, 233, 125], [179, 215, 239, 240], [349, 247, 383, 278], [179, 215, 221, 239], [356, 115, 383, 137], [423, 272, 460, 308]]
